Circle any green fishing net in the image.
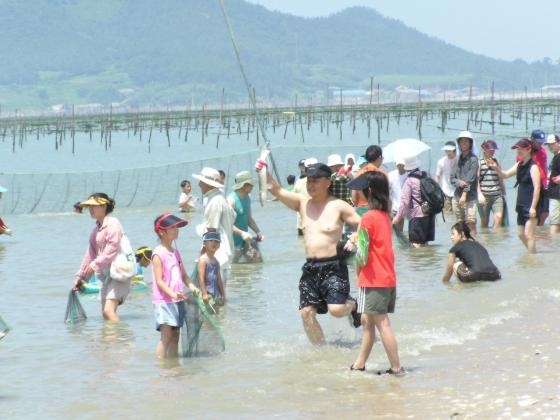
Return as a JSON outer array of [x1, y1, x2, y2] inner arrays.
[[181, 268, 225, 357], [0, 315, 10, 340], [64, 290, 87, 324]]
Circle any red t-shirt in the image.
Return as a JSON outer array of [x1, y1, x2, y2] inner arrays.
[[357, 209, 396, 288]]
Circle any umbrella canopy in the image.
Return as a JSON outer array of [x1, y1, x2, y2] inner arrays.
[[382, 138, 431, 163]]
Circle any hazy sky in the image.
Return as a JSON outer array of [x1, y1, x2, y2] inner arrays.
[[246, 0, 558, 63]]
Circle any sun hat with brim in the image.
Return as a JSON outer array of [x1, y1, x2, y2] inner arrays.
[[306, 163, 332, 179], [0, 186, 7, 193], [233, 170, 254, 190], [327, 154, 344, 167], [79, 196, 110, 207], [441, 141, 456, 151], [192, 167, 223, 189], [155, 213, 188, 232], [202, 231, 221, 242], [511, 138, 532, 150], [456, 130, 474, 144], [481, 140, 498, 151], [545, 134, 559, 144], [403, 155, 421, 171]]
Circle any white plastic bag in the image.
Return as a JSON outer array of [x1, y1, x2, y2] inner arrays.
[[109, 234, 136, 282]]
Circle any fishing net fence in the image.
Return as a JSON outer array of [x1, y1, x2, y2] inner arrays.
[[0, 144, 368, 215]]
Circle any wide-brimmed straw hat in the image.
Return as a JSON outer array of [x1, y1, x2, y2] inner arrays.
[[192, 167, 223, 189]]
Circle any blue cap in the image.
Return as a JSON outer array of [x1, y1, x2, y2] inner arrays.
[[531, 129, 546, 144], [356, 155, 368, 168], [202, 231, 221, 242]]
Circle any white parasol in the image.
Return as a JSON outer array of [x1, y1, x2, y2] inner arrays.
[[382, 138, 431, 163]]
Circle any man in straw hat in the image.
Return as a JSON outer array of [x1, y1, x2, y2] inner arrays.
[[227, 170, 264, 263], [257, 160, 362, 345], [450, 131, 479, 234], [193, 167, 236, 282]]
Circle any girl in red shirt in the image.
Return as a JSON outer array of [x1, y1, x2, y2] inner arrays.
[[346, 170, 405, 376]]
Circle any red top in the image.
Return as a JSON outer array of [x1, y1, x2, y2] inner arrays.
[[357, 209, 396, 288]]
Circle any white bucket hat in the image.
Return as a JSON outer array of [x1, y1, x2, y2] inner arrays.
[[456, 130, 474, 142], [192, 167, 223, 189], [326, 154, 344, 167], [233, 170, 254, 190], [403, 155, 421, 171]]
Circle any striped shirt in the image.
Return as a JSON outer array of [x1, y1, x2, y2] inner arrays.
[[479, 158, 501, 196]]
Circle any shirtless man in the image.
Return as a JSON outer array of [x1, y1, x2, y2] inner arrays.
[[260, 161, 362, 345]]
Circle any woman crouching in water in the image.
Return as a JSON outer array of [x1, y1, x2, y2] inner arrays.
[[442, 221, 501, 283]]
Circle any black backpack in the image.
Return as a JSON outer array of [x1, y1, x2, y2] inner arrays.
[[407, 170, 445, 215]]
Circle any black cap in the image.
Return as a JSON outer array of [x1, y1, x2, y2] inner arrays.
[[346, 173, 369, 190], [306, 163, 332, 178]]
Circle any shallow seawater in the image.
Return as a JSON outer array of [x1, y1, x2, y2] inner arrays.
[[1, 112, 560, 417], [1, 200, 560, 418]]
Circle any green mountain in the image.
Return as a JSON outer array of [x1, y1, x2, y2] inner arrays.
[[0, 0, 557, 111]]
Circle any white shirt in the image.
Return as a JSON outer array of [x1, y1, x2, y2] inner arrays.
[[436, 155, 458, 197], [203, 189, 236, 269], [388, 169, 408, 213], [178, 192, 197, 211]]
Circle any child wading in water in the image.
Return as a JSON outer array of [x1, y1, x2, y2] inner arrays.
[[197, 231, 226, 306], [152, 213, 198, 358], [346, 170, 405, 376]]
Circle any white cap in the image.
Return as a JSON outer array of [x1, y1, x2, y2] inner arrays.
[[304, 157, 318, 167]]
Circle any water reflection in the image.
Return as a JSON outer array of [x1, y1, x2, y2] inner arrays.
[[100, 321, 135, 345]]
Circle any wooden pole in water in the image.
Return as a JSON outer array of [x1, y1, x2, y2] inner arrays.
[[339, 88, 343, 142], [72, 104, 75, 154]]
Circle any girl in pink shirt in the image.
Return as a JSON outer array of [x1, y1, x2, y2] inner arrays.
[[152, 212, 198, 359]]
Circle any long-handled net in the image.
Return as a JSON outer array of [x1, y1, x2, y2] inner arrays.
[[181, 267, 225, 357], [0, 315, 11, 341], [64, 290, 87, 324]]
